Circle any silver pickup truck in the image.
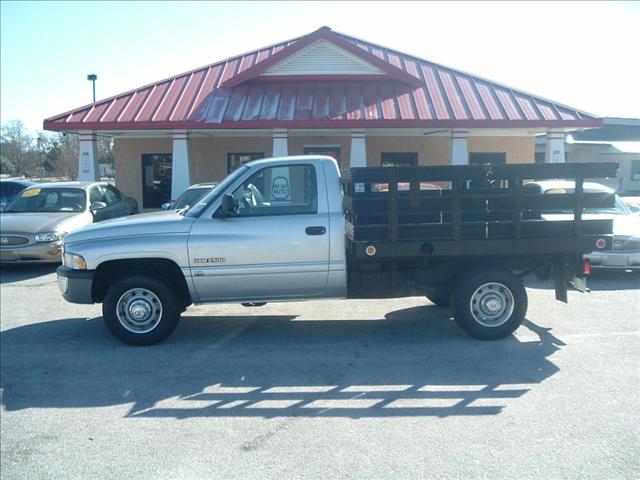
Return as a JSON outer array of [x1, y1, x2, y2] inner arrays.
[[57, 156, 616, 345]]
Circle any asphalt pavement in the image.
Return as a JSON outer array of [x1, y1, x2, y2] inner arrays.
[[1, 264, 639, 479]]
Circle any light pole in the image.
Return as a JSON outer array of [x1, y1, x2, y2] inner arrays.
[[87, 74, 97, 103]]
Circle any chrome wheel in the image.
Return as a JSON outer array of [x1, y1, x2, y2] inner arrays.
[[469, 282, 514, 328], [115, 288, 163, 334]]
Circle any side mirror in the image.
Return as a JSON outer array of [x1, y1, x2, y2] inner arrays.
[[90, 201, 107, 212], [217, 194, 239, 217], [627, 203, 640, 214]]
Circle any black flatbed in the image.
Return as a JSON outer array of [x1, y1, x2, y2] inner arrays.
[[342, 162, 618, 260]]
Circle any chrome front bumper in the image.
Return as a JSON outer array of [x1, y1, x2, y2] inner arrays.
[[0, 241, 63, 263]]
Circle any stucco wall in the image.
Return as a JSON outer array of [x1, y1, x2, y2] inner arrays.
[[114, 137, 172, 207], [468, 136, 535, 164], [364, 136, 451, 166], [115, 134, 535, 205]]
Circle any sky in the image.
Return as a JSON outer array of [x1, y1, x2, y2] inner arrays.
[[1, 1, 639, 137]]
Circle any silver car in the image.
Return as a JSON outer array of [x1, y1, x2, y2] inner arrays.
[[160, 182, 217, 211], [0, 181, 138, 263], [526, 180, 640, 271]]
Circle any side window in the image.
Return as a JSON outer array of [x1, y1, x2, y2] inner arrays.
[[101, 185, 123, 205], [380, 152, 418, 167], [89, 187, 104, 204], [231, 164, 317, 217]]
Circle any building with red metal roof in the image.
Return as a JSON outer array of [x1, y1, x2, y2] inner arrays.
[[44, 26, 602, 208]]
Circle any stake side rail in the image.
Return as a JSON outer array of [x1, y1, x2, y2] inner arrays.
[[342, 162, 618, 260]]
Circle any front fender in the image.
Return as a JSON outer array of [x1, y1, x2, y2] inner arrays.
[[64, 233, 191, 271]]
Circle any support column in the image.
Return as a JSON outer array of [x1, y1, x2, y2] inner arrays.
[[272, 129, 288, 157], [78, 131, 99, 181], [450, 129, 469, 165], [544, 129, 565, 163], [350, 129, 367, 167], [171, 129, 191, 201]]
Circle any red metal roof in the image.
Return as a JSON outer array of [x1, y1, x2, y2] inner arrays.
[[44, 27, 601, 131]]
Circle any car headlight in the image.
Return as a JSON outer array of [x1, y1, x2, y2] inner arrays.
[[63, 252, 87, 270], [35, 231, 66, 243]]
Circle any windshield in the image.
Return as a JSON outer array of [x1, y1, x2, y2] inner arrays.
[[542, 188, 631, 215], [185, 167, 248, 218], [4, 187, 86, 213], [174, 187, 211, 210]]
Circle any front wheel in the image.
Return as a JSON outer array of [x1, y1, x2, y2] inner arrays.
[[452, 267, 527, 340], [102, 274, 181, 346]]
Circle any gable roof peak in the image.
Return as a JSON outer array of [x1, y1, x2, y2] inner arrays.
[[221, 25, 422, 88]]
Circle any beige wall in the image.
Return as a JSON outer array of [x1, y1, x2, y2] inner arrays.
[[365, 136, 451, 166], [468, 136, 535, 164], [115, 133, 535, 206], [114, 137, 172, 207]]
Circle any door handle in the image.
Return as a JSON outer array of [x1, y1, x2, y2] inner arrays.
[[305, 226, 326, 236]]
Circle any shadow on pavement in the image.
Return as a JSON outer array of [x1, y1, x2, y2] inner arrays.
[[0, 263, 59, 284], [1, 306, 562, 419]]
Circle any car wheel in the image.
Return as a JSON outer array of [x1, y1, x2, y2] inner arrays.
[[452, 267, 527, 340], [102, 274, 181, 346]]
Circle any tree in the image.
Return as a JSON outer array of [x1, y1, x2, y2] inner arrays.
[[48, 133, 79, 179], [97, 135, 114, 166], [0, 120, 33, 176]]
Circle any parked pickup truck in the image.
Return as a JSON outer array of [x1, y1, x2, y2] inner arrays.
[[57, 156, 617, 345]]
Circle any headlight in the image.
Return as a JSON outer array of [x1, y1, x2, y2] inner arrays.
[[63, 252, 87, 270], [35, 231, 66, 243]]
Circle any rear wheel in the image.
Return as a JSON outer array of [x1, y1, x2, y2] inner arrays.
[[103, 274, 181, 346], [452, 267, 527, 340]]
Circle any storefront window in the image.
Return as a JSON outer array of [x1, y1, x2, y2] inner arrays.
[[469, 152, 506, 164], [631, 160, 640, 181], [380, 152, 418, 167], [303, 147, 341, 168], [227, 152, 265, 173], [469, 152, 507, 189], [141, 154, 172, 209]]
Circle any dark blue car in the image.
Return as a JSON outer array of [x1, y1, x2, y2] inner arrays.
[[0, 179, 34, 211]]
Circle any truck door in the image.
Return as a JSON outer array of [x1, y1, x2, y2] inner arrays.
[[188, 162, 330, 301]]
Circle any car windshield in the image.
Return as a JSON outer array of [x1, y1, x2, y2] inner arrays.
[[542, 187, 631, 215], [174, 187, 211, 210], [4, 187, 86, 213], [184, 167, 248, 217]]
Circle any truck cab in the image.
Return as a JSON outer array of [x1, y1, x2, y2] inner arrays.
[[184, 156, 346, 302]]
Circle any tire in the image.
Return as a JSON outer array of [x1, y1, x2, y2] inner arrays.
[[425, 290, 451, 307], [452, 267, 527, 340], [102, 274, 181, 346]]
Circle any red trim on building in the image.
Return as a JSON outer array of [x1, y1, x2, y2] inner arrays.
[[43, 118, 603, 132]]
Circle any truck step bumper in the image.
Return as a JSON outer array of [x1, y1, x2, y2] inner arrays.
[[57, 266, 95, 304]]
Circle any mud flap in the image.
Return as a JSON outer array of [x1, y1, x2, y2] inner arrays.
[[553, 261, 589, 303], [553, 264, 568, 303]]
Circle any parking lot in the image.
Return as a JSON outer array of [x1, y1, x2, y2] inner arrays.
[[1, 265, 638, 479]]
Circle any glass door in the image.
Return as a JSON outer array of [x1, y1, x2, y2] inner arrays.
[[142, 154, 172, 208]]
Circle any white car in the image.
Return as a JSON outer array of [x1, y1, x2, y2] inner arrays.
[[526, 181, 640, 271]]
